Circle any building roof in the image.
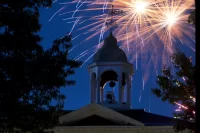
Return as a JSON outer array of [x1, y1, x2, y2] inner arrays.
[[118, 110, 177, 126], [59, 104, 178, 126], [92, 32, 128, 62], [59, 103, 144, 126], [61, 115, 123, 126]]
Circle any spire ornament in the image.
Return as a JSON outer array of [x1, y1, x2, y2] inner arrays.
[[106, 5, 117, 34]]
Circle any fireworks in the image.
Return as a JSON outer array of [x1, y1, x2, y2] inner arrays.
[[135, 1, 148, 13], [174, 96, 196, 116], [51, 0, 194, 63], [49, 0, 195, 103], [174, 102, 188, 110], [149, 0, 195, 48]]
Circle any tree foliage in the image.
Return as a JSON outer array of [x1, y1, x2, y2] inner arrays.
[[152, 50, 195, 132], [188, 10, 195, 26], [0, 0, 82, 132]]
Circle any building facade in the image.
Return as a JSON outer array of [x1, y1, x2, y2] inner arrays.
[[55, 32, 189, 133]]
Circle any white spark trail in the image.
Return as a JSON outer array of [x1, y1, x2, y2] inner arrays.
[[139, 89, 142, 103], [126, 27, 129, 51], [49, 6, 67, 21], [69, 17, 80, 35], [81, 50, 98, 67], [73, 0, 87, 18]]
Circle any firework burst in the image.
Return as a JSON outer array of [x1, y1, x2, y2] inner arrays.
[[147, 0, 195, 49], [55, 0, 193, 63], [49, 0, 195, 103], [174, 96, 196, 121]]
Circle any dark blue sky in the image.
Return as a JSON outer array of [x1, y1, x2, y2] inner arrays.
[[38, 2, 195, 117]]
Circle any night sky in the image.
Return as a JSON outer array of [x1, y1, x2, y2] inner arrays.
[[38, 2, 195, 117]]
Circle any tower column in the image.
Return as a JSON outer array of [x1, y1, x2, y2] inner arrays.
[[96, 77, 101, 103], [100, 87, 104, 102], [90, 80, 93, 103], [121, 86, 124, 103], [118, 75, 122, 103], [127, 76, 132, 107], [90, 78, 96, 103]]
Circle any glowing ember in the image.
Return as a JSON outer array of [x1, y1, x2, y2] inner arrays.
[[135, 1, 148, 13], [166, 14, 177, 27]]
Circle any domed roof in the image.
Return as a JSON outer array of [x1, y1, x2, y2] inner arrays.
[[93, 32, 128, 62]]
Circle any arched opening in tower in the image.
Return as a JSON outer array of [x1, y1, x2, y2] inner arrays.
[[100, 70, 126, 104]]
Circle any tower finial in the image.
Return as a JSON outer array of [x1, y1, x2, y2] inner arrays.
[[110, 5, 114, 33], [109, 31, 113, 37], [106, 4, 115, 35]]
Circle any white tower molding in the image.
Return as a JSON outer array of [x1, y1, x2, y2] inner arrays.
[[88, 32, 134, 110]]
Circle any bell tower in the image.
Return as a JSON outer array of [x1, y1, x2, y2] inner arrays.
[[88, 32, 134, 110]]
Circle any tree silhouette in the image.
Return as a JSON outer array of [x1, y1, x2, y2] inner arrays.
[[0, 1, 82, 132], [152, 50, 195, 133], [188, 10, 195, 26]]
